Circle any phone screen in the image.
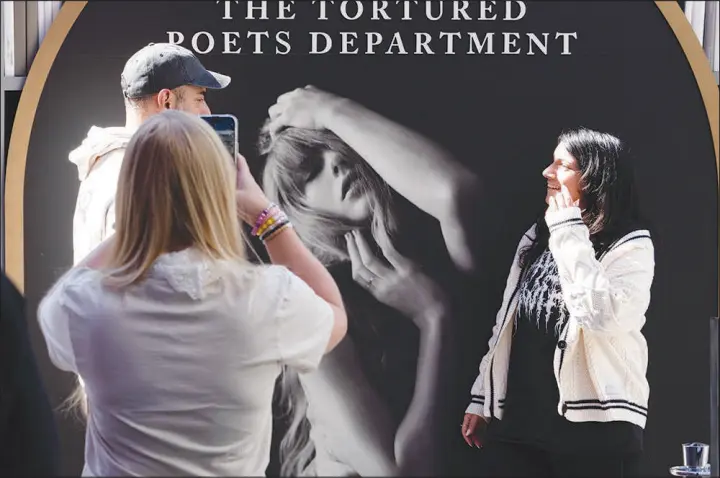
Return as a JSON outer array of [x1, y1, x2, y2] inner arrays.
[[200, 114, 238, 164]]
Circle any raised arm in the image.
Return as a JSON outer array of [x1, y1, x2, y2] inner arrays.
[[234, 153, 348, 353], [545, 192, 654, 335], [268, 86, 481, 272]]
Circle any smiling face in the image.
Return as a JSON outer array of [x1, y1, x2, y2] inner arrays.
[[303, 149, 371, 223], [542, 143, 584, 206]]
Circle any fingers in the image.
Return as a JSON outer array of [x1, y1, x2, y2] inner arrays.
[[373, 226, 410, 271], [346, 233, 378, 289], [464, 414, 485, 448], [267, 115, 286, 138], [560, 184, 571, 205], [274, 86, 307, 106], [461, 415, 474, 447], [274, 89, 296, 105], [462, 430, 473, 447], [266, 99, 288, 136], [267, 91, 295, 133], [351, 230, 386, 276], [560, 185, 578, 209], [465, 415, 476, 437], [268, 86, 323, 136], [556, 192, 567, 209], [461, 414, 484, 448], [547, 195, 558, 213], [557, 185, 569, 208], [268, 102, 282, 120], [548, 185, 580, 212]]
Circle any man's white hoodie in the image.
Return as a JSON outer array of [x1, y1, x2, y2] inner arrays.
[[68, 126, 134, 265]]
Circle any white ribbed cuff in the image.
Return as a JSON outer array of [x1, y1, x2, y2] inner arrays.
[[545, 206, 583, 233], [465, 402, 485, 416]]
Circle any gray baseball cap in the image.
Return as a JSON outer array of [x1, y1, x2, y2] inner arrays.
[[121, 43, 231, 98]]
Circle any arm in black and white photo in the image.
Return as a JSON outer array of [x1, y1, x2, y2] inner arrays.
[[268, 86, 481, 273], [346, 229, 454, 475]]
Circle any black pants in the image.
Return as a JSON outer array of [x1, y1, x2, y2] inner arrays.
[[477, 439, 642, 477]]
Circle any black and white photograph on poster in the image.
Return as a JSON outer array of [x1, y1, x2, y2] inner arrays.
[[5, 1, 718, 477], [259, 86, 479, 477]]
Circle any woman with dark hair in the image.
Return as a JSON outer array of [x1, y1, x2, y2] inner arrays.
[[260, 86, 480, 476], [461, 128, 654, 477]]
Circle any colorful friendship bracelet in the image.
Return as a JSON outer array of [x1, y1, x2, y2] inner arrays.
[[261, 221, 293, 243], [251, 203, 280, 236], [259, 216, 290, 241], [251, 203, 292, 242], [257, 211, 288, 237]]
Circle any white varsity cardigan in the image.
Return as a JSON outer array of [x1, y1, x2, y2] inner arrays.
[[466, 206, 655, 428]]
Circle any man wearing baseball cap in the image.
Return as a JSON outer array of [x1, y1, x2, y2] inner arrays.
[[68, 43, 231, 264]]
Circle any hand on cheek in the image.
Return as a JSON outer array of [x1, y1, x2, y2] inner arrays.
[[546, 185, 580, 215]]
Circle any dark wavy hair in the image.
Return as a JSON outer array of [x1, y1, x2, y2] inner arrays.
[[519, 127, 643, 270]]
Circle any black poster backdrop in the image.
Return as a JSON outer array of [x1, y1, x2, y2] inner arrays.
[[10, 1, 717, 476]]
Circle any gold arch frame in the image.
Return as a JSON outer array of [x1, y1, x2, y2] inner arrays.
[[4, 1, 719, 307]]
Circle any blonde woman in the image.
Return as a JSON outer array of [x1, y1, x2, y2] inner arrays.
[[36, 110, 348, 477]]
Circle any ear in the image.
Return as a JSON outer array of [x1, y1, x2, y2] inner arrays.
[[156, 88, 173, 109]]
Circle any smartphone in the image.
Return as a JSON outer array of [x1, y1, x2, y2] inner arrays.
[[201, 114, 238, 164]]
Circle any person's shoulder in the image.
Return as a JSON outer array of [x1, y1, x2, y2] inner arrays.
[[221, 263, 298, 323], [608, 228, 654, 253], [218, 261, 289, 295], [54, 267, 103, 302], [242, 263, 316, 303], [63, 266, 103, 287], [248, 263, 294, 292], [600, 229, 654, 268], [38, 267, 103, 323]]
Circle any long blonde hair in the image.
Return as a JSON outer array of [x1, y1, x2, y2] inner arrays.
[[106, 109, 245, 286], [64, 110, 246, 418]]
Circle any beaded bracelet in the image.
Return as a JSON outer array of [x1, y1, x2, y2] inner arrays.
[[251, 203, 280, 236], [251, 204, 292, 242], [260, 211, 288, 236], [252, 205, 282, 237], [259, 213, 288, 238], [261, 220, 293, 243]]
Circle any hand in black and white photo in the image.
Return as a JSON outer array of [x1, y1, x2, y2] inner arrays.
[[344, 229, 448, 329], [267, 85, 342, 135]]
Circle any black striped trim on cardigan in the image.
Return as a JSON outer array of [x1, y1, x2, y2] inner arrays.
[[598, 231, 652, 261], [563, 399, 648, 417], [547, 217, 584, 233], [470, 395, 505, 408]]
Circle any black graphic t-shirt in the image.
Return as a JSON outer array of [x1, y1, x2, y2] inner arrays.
[[486, 248, 643, 455]]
